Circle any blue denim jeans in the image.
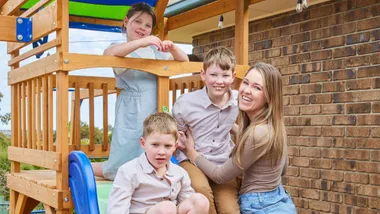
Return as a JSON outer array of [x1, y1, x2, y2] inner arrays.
[[239, 185, 297, 214]]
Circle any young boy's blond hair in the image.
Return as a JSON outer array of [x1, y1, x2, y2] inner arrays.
[[143, 112, 178, 141], [203, 46, 236, 72]]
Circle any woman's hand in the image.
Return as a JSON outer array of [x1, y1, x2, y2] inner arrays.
[[177, 131, 186, 150], [184, 129, 196, 152]]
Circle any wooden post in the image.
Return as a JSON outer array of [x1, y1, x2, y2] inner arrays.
[[235, 0, 249, 65]]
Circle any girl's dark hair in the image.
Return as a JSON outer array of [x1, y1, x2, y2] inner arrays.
[[121, 2, 157, 33]]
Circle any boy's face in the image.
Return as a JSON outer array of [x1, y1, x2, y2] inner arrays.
[[201, 64, 235, 99], [140, 132, 177, 171]]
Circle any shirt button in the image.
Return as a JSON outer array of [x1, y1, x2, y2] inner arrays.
[[220, 110, 222, 113], [160, 178, 164, 181], [213, 140, 215, 142], [217, 125, 219, 128]]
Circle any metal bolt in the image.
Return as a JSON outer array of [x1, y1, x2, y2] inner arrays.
[[64, 197, 69, 202], [54, 159, 57, 162], [54, 60, 58, 63], [63, 59, 69, 64], [164, 66, 168, 71], [29, 34, 32, 38], [52, 3, 55, 8], [17, 35, 23, 40], [17, 18, 23, 24], [53, 22, 56, 25]]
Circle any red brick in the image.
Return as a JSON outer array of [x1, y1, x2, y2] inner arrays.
[[373, 102, 380, 113], [323, 59, 344, 71], [290, 74, 310, 84], [254, 40, 272, 50], [333, 69, 356, 80], [288, 117, 311, 126], [248, 51, 263, 61], [282, 44, 301, 55], [347, 103, 371, 114], [352, 91, 380, 102], [300, 147, 321, 158], [370, 174, 380, 186], [321, 191, 343, 203], [311, 5, 332, 19], [286, 166, 299, 176], [356, 185, 379, 197], [355, 138, 380, 149], [272, 16, 290, 28], [369, 197, 380, 209], [321, 149, 345, 159], [358, 65, 380, 78], [357, 162, 380, 173], [271, 56, 289, 67], [311, 28, 331, 40], [290, 95, 309, 105], [332, 116, 356, 125], [334, 1, 355, 13], [371, 29, 380, 41], [281, 24, 300, 36], [288, 146, 300, 156], [310, 137, 332, 147], [346, 79, 372, 90], [290, 53, 310, 64], [333, 46, 356, 58], [291, 32, 310, 44], [355, 207, 378, 214], [358, 42, 380, 55], [310, 179, 333, 190], [372, 127, 380, 137], [289, 177, 310, 188], [344, 149, 370, 160], [357, 17, 380, 31], [333, 138, 355, 148], [301, 19, 322, 32], [301, 126, 321, 136], [288, 136, 309, 146], [321, 14, 345, 27], [346, 127, 370, 137], [331, 204, 355, 214], [330, 182, 355, 193], [322, 104, 344, 114], [290, 11, 310, 24], [345, 195, 368, 208], [300, 105, 321, 115], [302, 41, 322, 52], [357, 115, 380, 125], [310, 94, 332, 104], [371, 150, 380, 161], [300, 168, 321, 179], [249, 29, 281, 41], [331, 22, 356, 36], [253, 20, 272, 32], [333, 160, 356, 171], [321, 127, 345, 137], [272, 36, 291, 47], [293, 198, 309, 209], [354, 0, 379, 8], [264, 48, 281, 58], [310, 116, 333, 126], [344, 172, 369, 184], [279, 64, 300, 75], [310, 159, 332, 169], [283, 85, 299, 95], [322, 82, 345, 92], [375, 78, 380, 88], [321, 36, 345, 49], [346, 32, 370, 45], [287, 127, 301, 136], [311, 50, 332, 61], [284, 106, 300, 116], [309, 199, 331, 212], [310, 72, 331, 83], [345, 55, 370, 67], [300, 189, 320, 199], [345, 8, 372, 22], [300, 84, 321, 94], [332, 92, 354, 103]]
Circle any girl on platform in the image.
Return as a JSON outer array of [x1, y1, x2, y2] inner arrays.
[[181, 62, 297, 214], [92, 2, 188, 180]]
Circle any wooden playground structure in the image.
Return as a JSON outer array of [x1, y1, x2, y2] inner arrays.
[[0, 0, 259, 213]]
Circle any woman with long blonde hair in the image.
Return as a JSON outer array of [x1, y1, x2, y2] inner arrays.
[[182, 62, 297, 213]]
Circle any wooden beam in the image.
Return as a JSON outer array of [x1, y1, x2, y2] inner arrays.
[[78, 89, 116, 100], [8, 53, 61, 85], [235, 0, 249, 65], [153, 0, 168, 36], [157, 77, 170, 112], [7, 2, 59, 54], [0, 0, 28, 15], [68, 75, 116, 90], [14, 193, 28, 214], [167, 0, 264, 31], [8, 147, 62, 171], [7, 174, 73, 209], [69, 15, 121, 28], [20, 0, 51, 18], [69, 145, 110, 158], [8, 39, 61, 66], [0, 0, 7, 9], [0, 16, 17, 42]]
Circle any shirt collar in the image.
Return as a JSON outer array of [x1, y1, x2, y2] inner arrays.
[[200, 86, 237, 109], [138, 153, 175, 177]]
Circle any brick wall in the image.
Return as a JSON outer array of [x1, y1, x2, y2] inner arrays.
[[192, 0, 380, 213]]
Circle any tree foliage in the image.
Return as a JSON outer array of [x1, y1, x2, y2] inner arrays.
[[0, 92, 10, 125]]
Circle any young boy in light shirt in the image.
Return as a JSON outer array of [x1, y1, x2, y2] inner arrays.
[[172, 47, 240, 214], [108, 112, 209, 214]]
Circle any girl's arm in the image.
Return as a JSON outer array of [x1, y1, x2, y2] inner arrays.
[[161, 40, 189, 62], [104, 36, 162, 57]]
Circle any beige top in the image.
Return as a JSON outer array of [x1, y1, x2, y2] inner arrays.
[[195, 124, 288, 194], [108, 153, 195, 214], [172, 86, 239, 165]]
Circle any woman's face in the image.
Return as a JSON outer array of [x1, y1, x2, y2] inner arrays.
[[124, 12, 153, 41], [238, 68, 267, 121]]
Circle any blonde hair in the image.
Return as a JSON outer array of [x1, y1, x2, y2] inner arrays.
[[232, 62, 286, 168], [203, 47, 236, 72], [143, 112, 178, 141]]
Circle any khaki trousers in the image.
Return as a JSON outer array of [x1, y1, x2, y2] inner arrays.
[[180, 161, 240, 214]]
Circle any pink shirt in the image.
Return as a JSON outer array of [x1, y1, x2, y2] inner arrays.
[[172, 86, 239, 165], [108, 153, 195, 214]]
